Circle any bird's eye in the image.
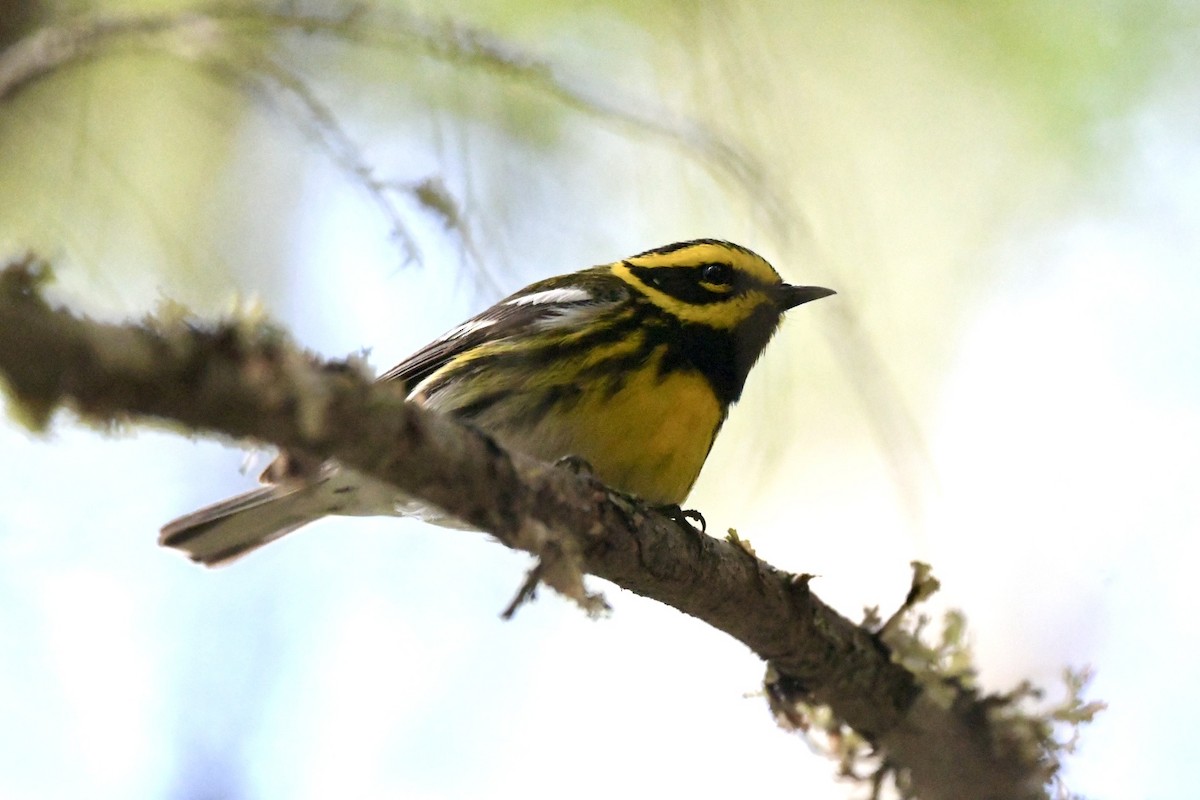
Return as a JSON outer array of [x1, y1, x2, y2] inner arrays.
[[700, 263, 733, 285]]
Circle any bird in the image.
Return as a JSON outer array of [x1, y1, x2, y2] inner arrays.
[[160, 239, 834, 565]]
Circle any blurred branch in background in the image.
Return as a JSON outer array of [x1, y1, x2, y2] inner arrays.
[[0, 5, 788, 264]]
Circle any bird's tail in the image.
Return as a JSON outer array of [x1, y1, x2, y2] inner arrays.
[[159, 483, 329, 566]]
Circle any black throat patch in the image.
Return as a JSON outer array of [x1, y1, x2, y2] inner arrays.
[[652, 303, 781, 406]]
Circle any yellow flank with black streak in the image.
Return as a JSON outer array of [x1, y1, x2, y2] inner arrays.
[[489, 344, 725, 505]]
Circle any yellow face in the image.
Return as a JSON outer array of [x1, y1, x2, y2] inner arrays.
[[611, 240, 787, 330]]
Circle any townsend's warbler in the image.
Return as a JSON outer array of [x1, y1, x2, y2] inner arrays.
[[161, 239, 834, 565]]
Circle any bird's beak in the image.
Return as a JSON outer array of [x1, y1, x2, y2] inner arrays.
[[777, 284, 836, 310]]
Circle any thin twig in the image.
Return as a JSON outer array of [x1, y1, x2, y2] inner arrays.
[[500, 560, 544, 620]]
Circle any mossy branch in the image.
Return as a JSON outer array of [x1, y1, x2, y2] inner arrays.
[[0, 255, 1075, 800]]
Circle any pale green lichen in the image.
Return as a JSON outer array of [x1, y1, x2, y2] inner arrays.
[[768, 562, 1104, 799], [725, 527, 758, 558]]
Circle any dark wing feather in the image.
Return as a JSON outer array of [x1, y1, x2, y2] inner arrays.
[[376, 271, 626, 390], [376, 310, 502, 387]]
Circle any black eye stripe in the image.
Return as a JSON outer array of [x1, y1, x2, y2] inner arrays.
[[628, 264, 745, 304]]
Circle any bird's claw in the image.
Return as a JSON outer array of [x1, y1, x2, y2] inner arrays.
[[658, 504, 707, 534]]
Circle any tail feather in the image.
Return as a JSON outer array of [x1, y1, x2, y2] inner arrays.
[[159, 483, 327, 566], [161, 465, 456, 565]]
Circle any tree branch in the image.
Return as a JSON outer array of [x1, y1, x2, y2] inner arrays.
[[0, 256, 1054, 800]]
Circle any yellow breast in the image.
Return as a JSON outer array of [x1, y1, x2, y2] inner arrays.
[[497, 346, 725, 505]]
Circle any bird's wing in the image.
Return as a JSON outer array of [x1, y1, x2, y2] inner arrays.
[[377, 275, 626, 389]]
